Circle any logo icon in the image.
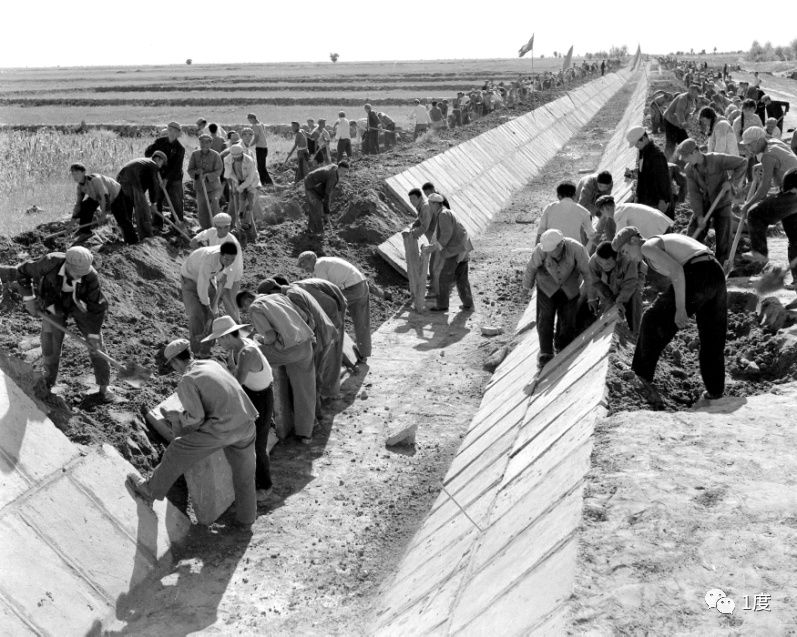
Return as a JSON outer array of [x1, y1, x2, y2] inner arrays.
[[705, 589, 726, 609], [705, 589, 735, 615], [716, 597, 736, 615]]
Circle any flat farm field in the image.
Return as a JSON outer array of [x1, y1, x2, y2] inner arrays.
[[0, 57, 574, 130]]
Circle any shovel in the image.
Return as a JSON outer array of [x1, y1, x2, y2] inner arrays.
[[156, 176, 192, 241], [723, 208, 748, 276], [39, 313, 152, 387], [691, 184, 731, 240], [43, 222, 95, 242]]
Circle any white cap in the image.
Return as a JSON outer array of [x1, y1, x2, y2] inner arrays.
[[540, 229, 564, 252], [626, 126, 646, 147]]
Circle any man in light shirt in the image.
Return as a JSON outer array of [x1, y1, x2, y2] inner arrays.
[[180, 243, 239, 356], [297, 251, 371, 362], [190, 213, 244, 321], [595, 196, 673, 239], [247, 113, 273, 186], [69, 163, 121, 240], [333, 111, 352, 160], [535, 181, 596, 251], [410, 98, 432, 139], [522, 229, 592, 369]]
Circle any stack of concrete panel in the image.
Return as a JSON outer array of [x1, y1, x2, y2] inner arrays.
[[598, 63, 651, 204], [378, 70, 638, 276], [374, 301, 617, 634], [0, 369, 190, 635]]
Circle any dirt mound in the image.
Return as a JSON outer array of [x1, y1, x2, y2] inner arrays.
[[336, 189, 406, 244]]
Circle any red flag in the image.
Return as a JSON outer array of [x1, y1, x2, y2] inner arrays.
[[518, 34, 535, 58], [562, 45, 573, 71]]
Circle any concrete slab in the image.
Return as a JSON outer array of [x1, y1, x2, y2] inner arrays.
[[374, 285, 617, 635], [0, 369, 190, 634]]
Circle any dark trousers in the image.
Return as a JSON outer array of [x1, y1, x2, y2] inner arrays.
[[41, 311, 111, 389], [383, 124, 396, 149], [76, 198, 99, 233], [748, 191, 797, 282], [663, 119, 688, 160], [295, 149, 310, 183], [436, 257, 473, 309], [687, 203, 732, 265], [243, 385, 274, 491], [336, 138, 352, 159], [111, 188, 145, 243], [255, 147, 273, 185], [632, 258, 727, 397], [536, 288, 579, 358], [305, 188, 325, 234], [367, 129, 379, 154], [153, 178, 184, 229]]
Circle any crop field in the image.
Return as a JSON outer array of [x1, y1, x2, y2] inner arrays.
[[0, 57, 576, 130], [0, 56, 589, 232]]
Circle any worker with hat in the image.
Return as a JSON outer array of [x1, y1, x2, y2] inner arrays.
[[190, 213, 244, 321], [144, 121, 185, 232], [188, 134, 223, 229], [677, 137, 746, 265], [627, 126, 673, 216], [201, 317, 274, 503], [223, 143, 261, 239], [2, 247, 111, 400], [235, 291, 317, 444], [614, 226, 727, 405], [522, 229, 592, 369], [587, 240, 644, 334], [180, 243, 240, 357], [126, 338, 259, 529], [115, 153, 168, 242]]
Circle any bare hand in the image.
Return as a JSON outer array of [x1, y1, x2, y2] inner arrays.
[[674, 307, 689, 329]]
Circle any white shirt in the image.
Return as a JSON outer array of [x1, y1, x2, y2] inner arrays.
[[192, 228, 243, 287], [335, 117, 351, 140], [707, 119, 739, 156], [614, 203, 673, 239], [314, 256, 365, 290], [411, 105, 432, 125], [180, 246, 236, 305], [537, 198, 595, 244]]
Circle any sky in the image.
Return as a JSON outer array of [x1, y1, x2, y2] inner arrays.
[[1, 0, 793, 68]]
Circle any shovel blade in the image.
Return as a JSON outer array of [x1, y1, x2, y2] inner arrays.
[[117, 361, 152, 387]]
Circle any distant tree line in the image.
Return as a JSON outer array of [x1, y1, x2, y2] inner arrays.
[[747, 40, 797, 62]]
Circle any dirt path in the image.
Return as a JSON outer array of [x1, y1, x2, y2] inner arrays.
[[103, 79, 641, 636]]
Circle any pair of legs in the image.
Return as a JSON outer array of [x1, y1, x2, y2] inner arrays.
[[342, 280, 371, 359], [435, 256, 473, 310], [632, 259, 727, 397], [181, 276, 213, 357], [152, 178, 184, 231], [146, 425, 257, 525], [255, 147, 273, 185], [747, 191, 797, 283], [265, 339, 316, 438], [336, 138, 352, 160], [243, 385, 274, 491], [294, 149, 310, 182], [40, 310, 110, 391], [536, 288, 580, 365], [687, 202, 732, 265], [195, 183, 221, 230], [305, 189, 325, 234], [112, 186, 150, 243]]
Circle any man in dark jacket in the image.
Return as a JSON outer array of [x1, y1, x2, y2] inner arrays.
[[303, 161, 348, 234], [145, 121, 185, 231], [115, 154, 167, 242], [627, 126, 672, 216], [364, 104, 380, 154], [757, 95, 790, 135], [1, 247, 110, 400]]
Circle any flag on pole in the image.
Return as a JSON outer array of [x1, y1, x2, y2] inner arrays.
[[518, 33, 535, 58], [632, 44, 642, 69], [562, 45, 573, 71]]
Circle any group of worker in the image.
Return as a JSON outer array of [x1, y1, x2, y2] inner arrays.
[[520, 62, 797, 408]]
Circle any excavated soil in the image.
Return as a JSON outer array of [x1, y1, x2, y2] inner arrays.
[[604, 70, 797, 412]]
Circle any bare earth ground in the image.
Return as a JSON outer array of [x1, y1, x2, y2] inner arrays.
[[570, 69, 797, 635], [0, 72, 612, 634], [103, 75, 638, 636]]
